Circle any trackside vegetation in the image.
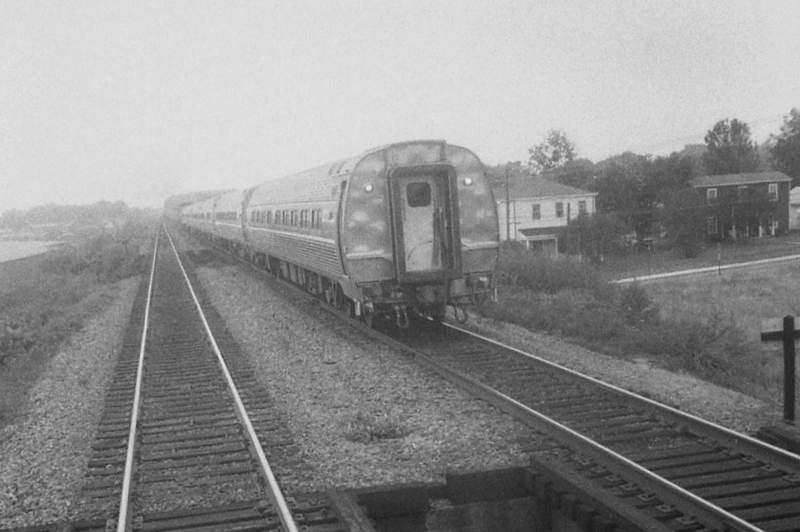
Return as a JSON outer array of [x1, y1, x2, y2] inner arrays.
[[478, 242, 776, 400], [0, 222, 154, 428]]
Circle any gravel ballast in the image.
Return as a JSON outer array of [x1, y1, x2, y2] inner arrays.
[[195, 256, 789, 493], [0, 277, 139, 529], [460, 313, 783, 434], [195, 265, 536, 490]]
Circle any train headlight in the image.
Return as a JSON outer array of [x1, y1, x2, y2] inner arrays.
[[364, 183, 374, 193], [463, 177, 473, 186]]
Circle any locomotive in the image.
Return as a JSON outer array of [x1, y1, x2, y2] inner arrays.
[[176, 140, 499, 328]]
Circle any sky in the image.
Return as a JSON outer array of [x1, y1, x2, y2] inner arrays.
[[1, 0, 799, 213]]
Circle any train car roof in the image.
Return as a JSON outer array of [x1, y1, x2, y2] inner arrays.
[[214, 189, 247, 211], [248, 140, 460, 206]]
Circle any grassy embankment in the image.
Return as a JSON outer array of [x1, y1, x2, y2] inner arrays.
[[0, 228, 153, 429], [479, 242, 798, 405]]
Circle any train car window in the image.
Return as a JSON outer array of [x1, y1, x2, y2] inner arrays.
[[407, 182, 431, 207]]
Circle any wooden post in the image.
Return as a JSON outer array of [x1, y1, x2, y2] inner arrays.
[[782, 316, 796, 423], [761, 315, 798, 423]]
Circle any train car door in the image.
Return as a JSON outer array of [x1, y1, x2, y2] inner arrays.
[[390, 167, 459, 280]]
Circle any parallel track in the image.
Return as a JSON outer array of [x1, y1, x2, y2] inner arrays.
[[385, 322, 800, 531], [171, 228, 800, 530], [75, 228, 344, 531]]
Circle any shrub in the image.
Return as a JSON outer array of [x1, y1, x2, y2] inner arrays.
[[343, 410, 409, 443], [498, 242, 601, 294], [618, 283, 659, 325]]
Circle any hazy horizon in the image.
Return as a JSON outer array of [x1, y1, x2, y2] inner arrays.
[[2, 1, 799, 213]]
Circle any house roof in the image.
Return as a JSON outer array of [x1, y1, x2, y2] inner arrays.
[[690, 171, 791, 188], [492, 178, 596, 200]]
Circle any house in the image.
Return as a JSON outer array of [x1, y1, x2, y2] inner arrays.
[[690, 171, 792, 239], [790, 187, 800, 230], [494, 178, 597, 255]]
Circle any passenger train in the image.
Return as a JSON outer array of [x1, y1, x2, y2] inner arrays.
[[172, 140, 499, 328]]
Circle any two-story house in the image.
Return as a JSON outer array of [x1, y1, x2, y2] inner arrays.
[[494, 178, 597, 255], [691, 171, 792, 239]]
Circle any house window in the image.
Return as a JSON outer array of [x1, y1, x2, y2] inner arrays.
[[531, 204, 541, 220], [706, 216, 718, 236], [706, 188, 717, 205], [578, 200, 587, 215], [768, 183, 778, 201], [555, 202, 564, 218]]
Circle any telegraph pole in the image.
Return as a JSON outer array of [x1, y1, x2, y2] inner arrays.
[[505, 164, 511, 240]]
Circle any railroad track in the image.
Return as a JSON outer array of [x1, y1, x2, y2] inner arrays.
[[169, 229, 800, 531], [379, 322, 800, 531], [72, 227, 345, 532]]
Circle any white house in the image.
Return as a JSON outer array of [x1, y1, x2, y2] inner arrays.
[[494, 178, 597, 256], [791, 186, 800, 230]]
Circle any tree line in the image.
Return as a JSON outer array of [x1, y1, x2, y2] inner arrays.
[[488, 108, 800, 260]]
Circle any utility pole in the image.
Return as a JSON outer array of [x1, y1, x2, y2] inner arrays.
[[505, 164, 511, 241]]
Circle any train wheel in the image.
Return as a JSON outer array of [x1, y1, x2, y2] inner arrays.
[[362, 309, 375, 328], [343, 298, 355, 318]]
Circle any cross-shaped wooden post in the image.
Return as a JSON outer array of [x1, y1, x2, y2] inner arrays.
[[761, 315, 798, 423]]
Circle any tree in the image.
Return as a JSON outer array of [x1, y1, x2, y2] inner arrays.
[[770, 108, 800, 185], [561, 212, 629, 263], [528, 129, 576, 174], [590, 152, 653, 238], [702, 118, 760, 175], [546, 158, 596, 189], [660, 188, 708, 257]]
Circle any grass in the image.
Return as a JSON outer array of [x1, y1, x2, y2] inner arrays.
[[643, 261, 800, 398], [478, 242, 792, 405], [596, 232, 800, 280], [0, 225, 153, 428]]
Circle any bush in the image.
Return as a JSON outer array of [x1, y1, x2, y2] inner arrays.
[[40, 235, 145, 282], [618, 283, 659, 325], [498, 242, 601, 294]]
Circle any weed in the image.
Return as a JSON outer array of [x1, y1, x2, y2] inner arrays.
[[343, 410, 408, 443]]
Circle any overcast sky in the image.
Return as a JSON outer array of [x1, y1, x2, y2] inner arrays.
[[1, 1, 799, 213]]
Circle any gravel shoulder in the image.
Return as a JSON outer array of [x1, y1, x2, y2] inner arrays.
[[0, 277, 140, 529], [195, 256, 787, 494], [459, 311, 783, 434], [195, 265, 537, 491]]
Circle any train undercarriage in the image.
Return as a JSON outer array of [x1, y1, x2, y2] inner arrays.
[[181, 225, 493, 329]]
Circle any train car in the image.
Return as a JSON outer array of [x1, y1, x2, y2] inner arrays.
[[181, 195, 217, 236], [180, 140, 499, 327], [163, 190, 235, 224], [211, 189, 248, 253]]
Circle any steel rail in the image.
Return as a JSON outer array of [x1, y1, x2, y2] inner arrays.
[[179, 229, 788, 530], [445, 321, 800, 471], [163, 228, 299, 532], [381, 329, 766, 532], [116, 228, 160, 532]]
